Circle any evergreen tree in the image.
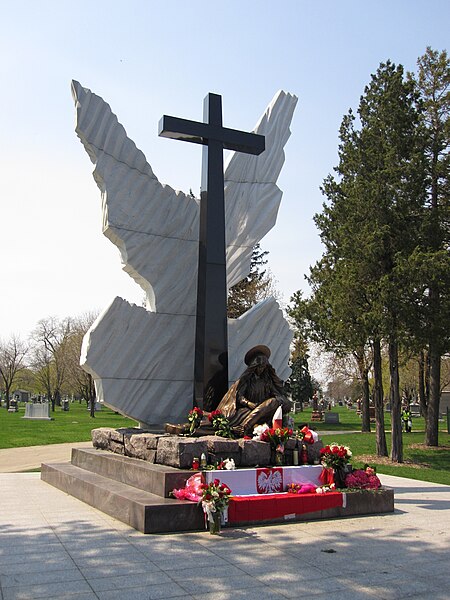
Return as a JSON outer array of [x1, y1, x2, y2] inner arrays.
[[286, 335, 313, 410], [227, 244, 269, 318], [407, 48, 450, 446], [292, 61, 424, 461]]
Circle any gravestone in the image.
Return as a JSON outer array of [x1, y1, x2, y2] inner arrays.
[[410, 403, 420, 416], [324, 412, 339, 424], [74, 82, 297, 426], [23, 402, 52, 420]]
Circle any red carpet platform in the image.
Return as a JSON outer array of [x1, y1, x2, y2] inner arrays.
[[228, 491, 344, 524]]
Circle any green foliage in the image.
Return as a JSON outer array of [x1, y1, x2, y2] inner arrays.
[[293, 407, 450, 485], [227, 243, 269, 318], [290, 49, 449, 451], [287, 353, 313, 405]]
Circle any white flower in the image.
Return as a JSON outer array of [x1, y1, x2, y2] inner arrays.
[[223, 458, 236, 470], [252, 423, 269, 441]]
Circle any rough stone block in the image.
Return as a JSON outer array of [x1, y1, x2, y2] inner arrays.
[[202, 436, 241, 466], [239, 439, 271, 466], [110, 441, 125, 455], [125, 433, 163, 461], [156, 437, 208, 469], [204, 436, 240, 454], [307, 440, 324, 463], [91, 428, 113, 449]]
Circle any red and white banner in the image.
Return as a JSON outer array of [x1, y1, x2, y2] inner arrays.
[[205, 465, 323, 496]]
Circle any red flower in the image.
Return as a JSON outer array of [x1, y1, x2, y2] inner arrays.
[[208, 409, 223, 422], [189, 407, 203, 417]]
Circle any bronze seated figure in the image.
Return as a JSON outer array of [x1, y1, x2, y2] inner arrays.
[[166, 345, 291, 437]]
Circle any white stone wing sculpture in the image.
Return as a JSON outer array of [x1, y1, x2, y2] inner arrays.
[[74, 81, 296, 425], [225, 91, 298, 289], [72, 81, 199, 316]]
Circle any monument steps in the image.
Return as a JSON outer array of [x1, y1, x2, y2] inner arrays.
[[70, 448, 193, 497], [41, 450, 204, 534], [42, 448, 394, 534]]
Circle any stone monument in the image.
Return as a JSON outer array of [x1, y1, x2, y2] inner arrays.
[[73, 81, 297, 426]]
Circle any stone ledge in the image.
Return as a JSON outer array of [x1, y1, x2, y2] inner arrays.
[[92, 428, 320, 468]]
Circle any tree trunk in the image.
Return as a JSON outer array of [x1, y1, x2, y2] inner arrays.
[[418, 350, 428, 419], [355, 351, 370, 432], [5, 384, 11, 410], [389, 339, 403, 462], [426, 344, 440, 446], [361, 371, 371, 433], [373, 339, 388, 456]]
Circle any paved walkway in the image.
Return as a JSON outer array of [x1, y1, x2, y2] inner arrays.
[[0, 470, 448, 600], [0, 442, 93, 473]]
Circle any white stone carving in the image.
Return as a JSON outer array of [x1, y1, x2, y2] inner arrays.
[[74, 81, 296, 424], [228, 298, 292, 384]]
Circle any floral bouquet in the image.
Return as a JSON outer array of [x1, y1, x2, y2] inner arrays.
[[260, 426, 293, 465], [319, 443, 352, 469], [345, 466, 381, 490], [187, 407, 203, 434], [200, 478, 232, 534], [260, 427, 293, 450], [208, 409, 234, 438]]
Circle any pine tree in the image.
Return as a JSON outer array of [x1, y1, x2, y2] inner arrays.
[[227, 244, 269, 318], [408, 48, 450, 445]]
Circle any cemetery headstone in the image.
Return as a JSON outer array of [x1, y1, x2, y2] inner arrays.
[[23, 402, 52, 420], [324, 412, 339, 424]]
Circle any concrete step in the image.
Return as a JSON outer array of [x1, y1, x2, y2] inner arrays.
[[41, 461, 204, 533], [70, 448, 194, 498]]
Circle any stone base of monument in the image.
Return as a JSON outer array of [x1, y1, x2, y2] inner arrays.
[[41, 432, 394, 534], [41, 448, 205, 534], [85, 427, 325, 467]]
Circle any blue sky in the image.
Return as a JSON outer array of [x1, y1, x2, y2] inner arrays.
[[1, 0, 449, 340]]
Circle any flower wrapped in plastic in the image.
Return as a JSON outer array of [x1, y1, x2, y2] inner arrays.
[[187, 407, 203, 434], [171, 473, 204, 502], [286, 482, 317, 494], [200, 479, 232, 533]]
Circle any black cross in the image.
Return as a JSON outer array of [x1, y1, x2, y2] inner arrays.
[[159, 93, 265, 410]]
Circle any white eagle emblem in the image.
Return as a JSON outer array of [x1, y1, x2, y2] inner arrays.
[[256, 468, 283, 494]]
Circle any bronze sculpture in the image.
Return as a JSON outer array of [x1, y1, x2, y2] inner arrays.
[[166, 345, 291, 437]]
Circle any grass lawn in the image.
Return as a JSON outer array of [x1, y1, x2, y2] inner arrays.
[[1, 402, 449, 486], [294, 406, 450, 486], [0, 402, 137, 449]]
